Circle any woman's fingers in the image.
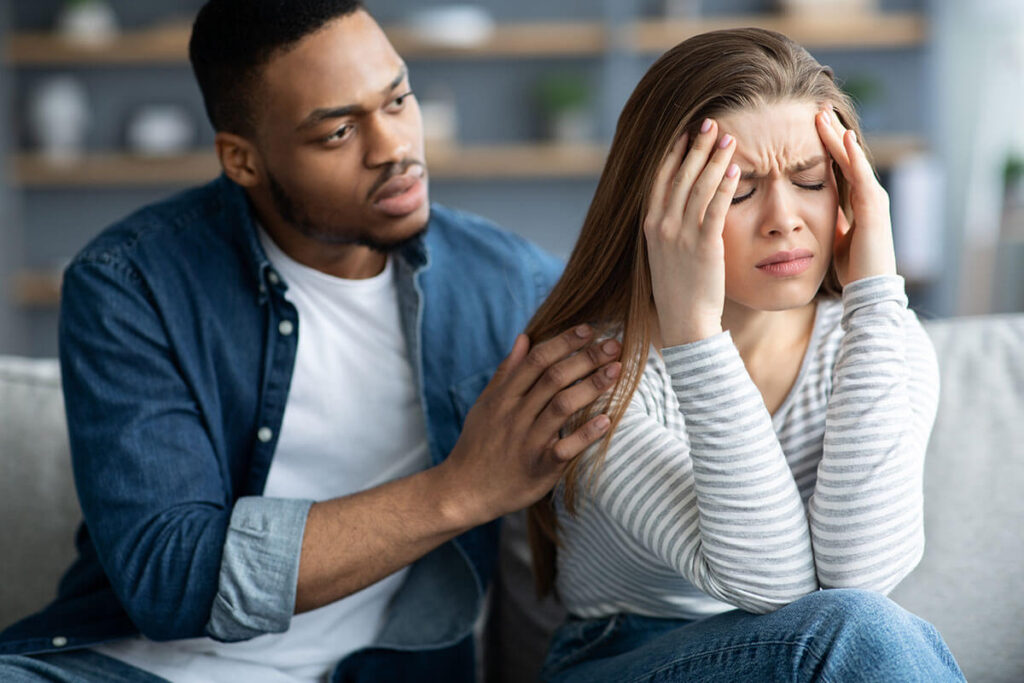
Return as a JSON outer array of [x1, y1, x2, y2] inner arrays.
[[680, 132, 737, 235], [816, 109, 852, 179], [666, 118, 719, 222], [701, 162, 741, 239], [648, 132, 688, 221]]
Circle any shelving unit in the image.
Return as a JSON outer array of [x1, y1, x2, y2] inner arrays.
[[11, 142, 611, 187], [2, 3, 938, 334], [3, 13, 926, 66], [7, 134, 926, 188]]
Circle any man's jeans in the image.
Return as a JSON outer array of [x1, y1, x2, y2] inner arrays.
[[0, 650, 167, 682], [541, 589, 965, 682]]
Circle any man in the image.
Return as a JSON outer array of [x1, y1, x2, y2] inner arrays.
[[0, 1, 621, 680]]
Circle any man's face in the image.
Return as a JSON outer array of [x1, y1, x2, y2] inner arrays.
[[253, 10, 428, 251], [716, 99, 839, 313]]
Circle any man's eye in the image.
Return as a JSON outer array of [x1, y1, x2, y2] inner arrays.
[[389, 91, 414, 110], [325, 125, 353, 143]]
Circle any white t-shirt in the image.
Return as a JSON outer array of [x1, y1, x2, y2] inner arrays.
[[95, 230, 431, 682]]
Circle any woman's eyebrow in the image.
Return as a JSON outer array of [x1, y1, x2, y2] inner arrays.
[[740, 155, 827, 180]]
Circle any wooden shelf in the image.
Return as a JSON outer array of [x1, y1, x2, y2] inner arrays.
[[11, 143, 609, 187], [10, 270, 62, 308], [4, 13, 925, 66], [4, 21, 608, 66], [11, 135, 923, 188], [628, 12, 927, 52]]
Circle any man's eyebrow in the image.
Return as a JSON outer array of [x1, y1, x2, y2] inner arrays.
[[295, 66, 409, 132], [740, 155, 827, 180]]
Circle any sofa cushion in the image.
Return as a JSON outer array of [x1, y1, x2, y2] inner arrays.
[[0, 357, 77, 630], [889, 315, 1024, 682]]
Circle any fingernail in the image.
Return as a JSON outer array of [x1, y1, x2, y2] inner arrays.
[[718, 134, 733, 149], [726, 163, 739, 178], [701, 118, 713, 134], [602, 339, 620, 355], [604, 363, 621, 379], [595, 415, 610, 430], [848, 130, 857, 144], [575, 324, 592, 338]]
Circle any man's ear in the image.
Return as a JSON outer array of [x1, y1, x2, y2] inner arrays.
[[215, 132, 262, 188]]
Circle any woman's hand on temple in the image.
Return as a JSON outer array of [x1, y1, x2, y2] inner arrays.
[[815, 108, 898, 286], [643, 118, 740, 347]]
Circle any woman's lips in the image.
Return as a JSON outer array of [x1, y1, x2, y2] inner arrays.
[[756, 248, 814, 277]]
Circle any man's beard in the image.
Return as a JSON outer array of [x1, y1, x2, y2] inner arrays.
[[266, 170, 427, 254]]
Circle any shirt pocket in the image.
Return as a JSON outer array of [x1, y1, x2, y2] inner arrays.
[[448, 365, 497, 424]]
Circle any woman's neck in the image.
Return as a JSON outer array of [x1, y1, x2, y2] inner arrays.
[[721, 299, 818, 366]]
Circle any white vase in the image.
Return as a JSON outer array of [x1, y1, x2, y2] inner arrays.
[[57, 0, 119, 47], [27, 76, 91, 165]]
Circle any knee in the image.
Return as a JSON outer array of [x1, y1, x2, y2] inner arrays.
[[791, 589, 962, 679], [798, 588, 927, 639]]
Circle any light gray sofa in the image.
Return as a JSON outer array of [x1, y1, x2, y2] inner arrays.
[[2, 314, 1023, 682]]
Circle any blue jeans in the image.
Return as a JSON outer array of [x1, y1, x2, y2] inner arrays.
[[542, 589, 965, 682], [0, 635, 474, 682], [0, 649, 167, 682]]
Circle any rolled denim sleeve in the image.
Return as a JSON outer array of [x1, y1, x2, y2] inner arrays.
[[206, 497, 315, 642]]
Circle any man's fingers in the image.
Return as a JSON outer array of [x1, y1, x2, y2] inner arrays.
[[533, 360, 621, 438], [520, 338, 621, 419], [503, 324, 595, 397], [549, 414, 613, 463], [489, 334, 530, 386]]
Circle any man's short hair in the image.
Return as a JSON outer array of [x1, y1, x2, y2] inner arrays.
[[189, 0, 363, 136]]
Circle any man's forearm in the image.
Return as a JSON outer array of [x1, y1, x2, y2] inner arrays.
[[294, 463, 471, 613]]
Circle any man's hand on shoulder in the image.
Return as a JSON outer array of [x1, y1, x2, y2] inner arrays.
[[436, 325, 621, 527]]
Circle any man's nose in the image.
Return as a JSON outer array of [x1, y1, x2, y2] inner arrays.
[[364, 114, 411, 168]]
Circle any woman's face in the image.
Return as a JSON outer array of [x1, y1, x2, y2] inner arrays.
[[715, 99, 839, 313]]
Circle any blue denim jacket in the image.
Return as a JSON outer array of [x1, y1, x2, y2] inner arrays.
[[0, 176, 562, 675]]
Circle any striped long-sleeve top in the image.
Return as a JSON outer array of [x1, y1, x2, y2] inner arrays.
[[555, 275, 939, 618]]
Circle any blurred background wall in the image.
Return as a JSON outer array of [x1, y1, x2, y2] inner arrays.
[[1, 0, 1021, 356]]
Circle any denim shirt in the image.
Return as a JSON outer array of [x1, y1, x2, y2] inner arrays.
[[0, 175, 563, 670]]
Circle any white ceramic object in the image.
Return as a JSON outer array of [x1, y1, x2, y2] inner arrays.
[[419, 98, 458, 144], [406, 5, 496, 48], [56, 0, 119, 47], [27, 76, 90, 164], [777, 0, 877, 15], [125, 105, 195, 156]]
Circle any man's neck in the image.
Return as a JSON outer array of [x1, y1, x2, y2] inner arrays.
[[256, 213, 387, 281]]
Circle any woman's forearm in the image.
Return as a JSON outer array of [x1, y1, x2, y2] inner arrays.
[[810, 275, 939, 593]]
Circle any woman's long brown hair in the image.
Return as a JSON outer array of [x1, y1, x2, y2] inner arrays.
[[524, 28, 868, 598]]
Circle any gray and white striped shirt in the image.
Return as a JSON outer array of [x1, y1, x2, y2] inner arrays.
[[555, 275, 939, 618]]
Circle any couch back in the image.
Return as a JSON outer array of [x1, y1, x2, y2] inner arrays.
[[2, 314, 1023, 682]]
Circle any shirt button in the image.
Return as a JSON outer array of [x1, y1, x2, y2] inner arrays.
[[267, 271, 280, 285], [52, 636, 68, 647], [278, 320, 294, 336], [257, 427, 273, 443]]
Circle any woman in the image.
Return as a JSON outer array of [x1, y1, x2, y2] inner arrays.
[[526, 28, 964, 682]]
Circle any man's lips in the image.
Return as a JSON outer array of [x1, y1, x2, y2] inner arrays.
[[372, 168, 424, 203], [756, 248, 814, 267]]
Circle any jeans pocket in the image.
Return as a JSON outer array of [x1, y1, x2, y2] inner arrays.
[[542, 614, 621, 680]]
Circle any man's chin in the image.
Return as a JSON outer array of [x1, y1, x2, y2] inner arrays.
[[360, 223, 428, 254]]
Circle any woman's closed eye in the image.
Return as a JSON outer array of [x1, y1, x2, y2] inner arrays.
[[731, 181, 827, 205]]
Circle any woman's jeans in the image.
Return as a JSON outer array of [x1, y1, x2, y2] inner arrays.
[[541, 589, 965, 683]]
